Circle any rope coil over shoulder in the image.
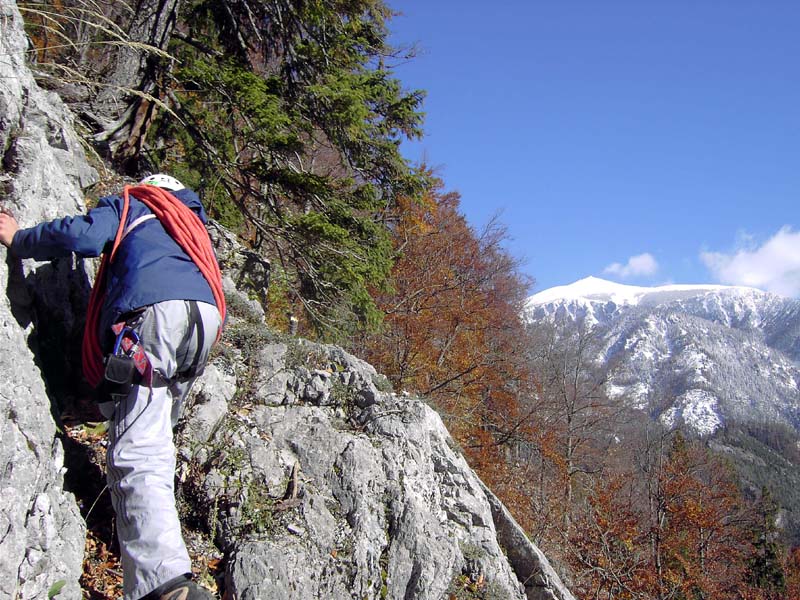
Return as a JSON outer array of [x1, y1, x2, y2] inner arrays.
[[82, 185, 226, 388]]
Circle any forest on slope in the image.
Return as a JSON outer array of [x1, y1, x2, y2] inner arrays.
[[17, 0, 800, 597]]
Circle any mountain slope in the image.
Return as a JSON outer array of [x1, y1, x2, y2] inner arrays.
[[527, 277, 800, 435], [527, 277, 800, 542]]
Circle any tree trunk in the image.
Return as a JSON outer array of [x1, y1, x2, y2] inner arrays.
[[563, 429, 574, 533], [92, 0, 182, 171]]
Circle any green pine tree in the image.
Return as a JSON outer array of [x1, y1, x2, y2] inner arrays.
[[148, 0, 428, 338], [747, 487, 786, 595], [22, 0, 428, 339]]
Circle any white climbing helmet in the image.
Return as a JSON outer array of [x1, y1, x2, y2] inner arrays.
[[139, 173, 185, 191]]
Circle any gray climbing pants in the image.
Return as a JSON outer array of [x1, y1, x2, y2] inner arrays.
[[99, 300, 221, 600]]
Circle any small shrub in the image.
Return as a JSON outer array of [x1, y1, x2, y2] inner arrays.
[[372, 374, 393, 393]]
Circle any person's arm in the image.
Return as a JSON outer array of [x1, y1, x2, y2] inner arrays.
[[6, 199, 121, 261]]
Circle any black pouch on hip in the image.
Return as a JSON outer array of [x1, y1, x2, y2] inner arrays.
[[103, 354, 137, 402], [101, 326, 142, 402]]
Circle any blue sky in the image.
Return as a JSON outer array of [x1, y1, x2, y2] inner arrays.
[[388, 2, 800, 296]]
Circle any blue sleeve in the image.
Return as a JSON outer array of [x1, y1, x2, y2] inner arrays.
[[11, 197, 122, 260]]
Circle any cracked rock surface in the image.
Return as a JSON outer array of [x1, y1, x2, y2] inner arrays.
[[1, 2, 96, 598], [177, 330, 574, 600]]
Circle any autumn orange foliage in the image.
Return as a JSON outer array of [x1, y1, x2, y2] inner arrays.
[[355, 178, 795, 599], [551, 431, 794, 600], [355, 181, 532, 464]]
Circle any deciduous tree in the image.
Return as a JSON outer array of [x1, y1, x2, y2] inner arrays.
[[355, 178, 533, 479], [524, 318, 624, 534]]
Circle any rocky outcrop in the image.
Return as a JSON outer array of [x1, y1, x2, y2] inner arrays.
[[0, 1, 574, 598], [0, 1, 98, 598], [176, 326, 574, 600]]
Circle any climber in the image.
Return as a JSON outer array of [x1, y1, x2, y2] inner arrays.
[[0, 174, 224, 600]]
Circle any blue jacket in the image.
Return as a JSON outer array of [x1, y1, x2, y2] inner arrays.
[[12, 188, 217, 336]]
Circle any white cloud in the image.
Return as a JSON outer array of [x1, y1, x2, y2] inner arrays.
[[700, 226, 800, 297], [604, 253, 659, 279]]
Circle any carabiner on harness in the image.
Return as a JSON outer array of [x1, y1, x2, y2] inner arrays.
[[102, 327, 143, 403], [112, 327, 140, 356]]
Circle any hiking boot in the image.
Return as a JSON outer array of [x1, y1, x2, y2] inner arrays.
[[144, 575, 215, 600]]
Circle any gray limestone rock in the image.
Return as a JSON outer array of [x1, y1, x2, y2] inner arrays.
[[252, 343, 291, 405], [181, 340, 575, 600], [0, 2, 95, 597], [182, 363, 236, 447]]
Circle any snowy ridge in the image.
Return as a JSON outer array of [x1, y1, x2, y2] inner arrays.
[[526, 277, 778, 330], [526, 277, 800, 436], [528, 276, 741, 308]]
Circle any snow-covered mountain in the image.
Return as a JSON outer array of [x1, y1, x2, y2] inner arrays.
[[526, 277, 800, 436]]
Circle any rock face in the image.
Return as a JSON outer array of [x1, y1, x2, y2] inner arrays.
[[177, 326, 574, 600], [0, 1, 575, 598], [0, 1, 97, 598]]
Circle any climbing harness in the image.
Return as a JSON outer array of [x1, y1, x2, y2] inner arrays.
[[180, 300, 206, 380], [82, 185, 226, 389]]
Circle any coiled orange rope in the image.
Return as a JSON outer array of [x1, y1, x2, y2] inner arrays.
[[82, 185, 226, 387]]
